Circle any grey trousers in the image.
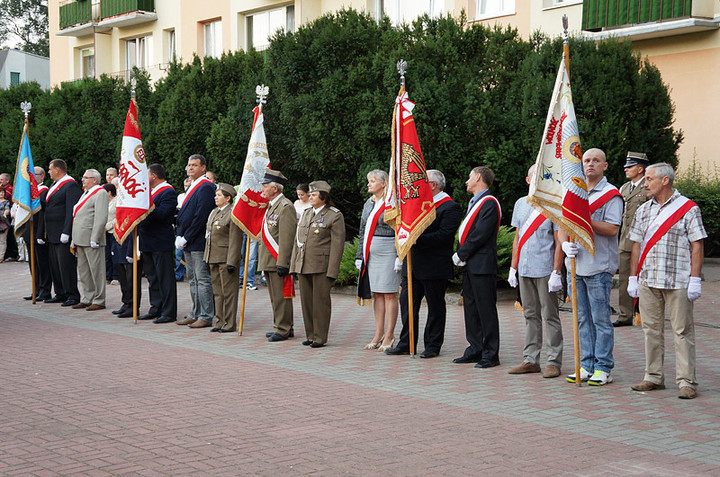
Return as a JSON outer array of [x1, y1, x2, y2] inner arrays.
[[184, 250, 214, 322], [519, 275, 563, 367], [77, 245, 106, 306]]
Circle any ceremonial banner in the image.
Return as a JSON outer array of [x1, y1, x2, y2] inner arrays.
[[12, 121, 41, 237], [115, 98, 152, 244], [384, 88, 435, 260], [528, 58, 594, 256], [232, 105, 270, 239]]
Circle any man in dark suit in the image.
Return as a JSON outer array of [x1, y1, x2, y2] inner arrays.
[[452, 166, 502, 368], [22, 166, 52, 301], [385, 170, 462, 358], [175, 154, 217, 328], [138, 164, 178, 324], [44, 159, 82, 306]]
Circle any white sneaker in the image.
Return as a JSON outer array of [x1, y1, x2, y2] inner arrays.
[[588, 370, 613, 386], [566, 367, 592, 383], [246, 284, 258, 290]]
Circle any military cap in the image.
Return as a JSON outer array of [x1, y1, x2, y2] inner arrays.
[[624, 152, 649, 168], [261, 169, 288, 185], [217, 182, 236, 199], [309, 180, 331, 193]]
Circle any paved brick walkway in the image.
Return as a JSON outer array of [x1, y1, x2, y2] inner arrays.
[[1, 260, 720, 476]]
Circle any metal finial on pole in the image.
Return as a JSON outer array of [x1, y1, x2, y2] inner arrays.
[[256, 84, 269, 105], [130, 78, 137, 99], [562, 14, 569, 44], [20, 101, 32, 119], [397, 59, 407, 87]]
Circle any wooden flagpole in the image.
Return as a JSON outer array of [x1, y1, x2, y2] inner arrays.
[[562, 15, 582, 386], [238, 237, 250, 335], [30, 216, 36, 304], [133, 228, 138, 324]]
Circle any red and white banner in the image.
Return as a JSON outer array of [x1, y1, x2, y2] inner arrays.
[[232, 105, 270, 239], [115, 98, 153, 245], [383, 88, 436, 260], [528, 58, 594, 256]]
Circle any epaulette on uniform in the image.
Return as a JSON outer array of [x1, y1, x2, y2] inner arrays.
[[330, 206, 340, 212]]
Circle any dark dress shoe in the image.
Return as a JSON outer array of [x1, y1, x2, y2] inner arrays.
[[61, 299, 79, 307], [112, 308, 125, 315], [218, 329, 234, 333], [138, 313, 158, 321], [385, 346, 410, 355], [302, 340, 313, 346], [452, 356, 480, 364], [310, 342, 324, 348], [289, 330, 295, 338], [268, 332, 288, 342], [475, 360, 500, 369], [211, 328, 221, 332], [117, 309, 134, 318], [265, 331, 274, 338], [38, 296, 52, 301], [44, 296, 65, 304], [23, 295, 34, 301], [420, 350, 439, 359], [153, 316, 176, 324], [612, 320, 632, 327]]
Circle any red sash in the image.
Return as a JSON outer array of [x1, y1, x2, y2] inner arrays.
[[434, 191, 452, 208], [72, 185, 104, 220], [589, 184, 622, 214], [360, 198, 386, 276], [516, 209, 547, 259], [37, 184, 48, 192], [458, 195, 501, 246], [151, 182, 174, 200], [45, 176, 74, 202], [262, 210, 280, 261], [637, 197, 697, 275], [179, 177, 212, 209]]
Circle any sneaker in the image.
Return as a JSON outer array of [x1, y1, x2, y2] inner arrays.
[[246, 284, 258, 290], [588, 370, 613, 386], [566, 367, 592, 383]]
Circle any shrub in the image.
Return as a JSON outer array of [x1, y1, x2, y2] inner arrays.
[[675, 159, 720, 257], [336, 237, 360, 287]]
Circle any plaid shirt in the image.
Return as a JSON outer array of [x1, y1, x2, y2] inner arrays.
[[627, 190, 706, 289]]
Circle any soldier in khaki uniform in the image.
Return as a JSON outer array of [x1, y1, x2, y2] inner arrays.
[[290, 180, 345, 348], [615, 152, 650, 327], [203, 183, 242, 332], [258, 169, 298, 342]]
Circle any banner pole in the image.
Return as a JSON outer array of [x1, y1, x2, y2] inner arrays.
[[407, 251, 416, 357], [570, 251, 582, 385], [238, 236, 250, 335], [133, 228, 138, 325], [30, 214, 36, 304]]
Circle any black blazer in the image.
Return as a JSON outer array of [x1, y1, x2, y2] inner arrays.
[[404, 198, 463, 280], [44, 179, 82, 244], [455, 190, 500, 275], [139, 186, 177, 253]]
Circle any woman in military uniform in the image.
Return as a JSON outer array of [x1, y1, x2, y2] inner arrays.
[[290, 180, 345, 348], [203, 183, 242, 332]]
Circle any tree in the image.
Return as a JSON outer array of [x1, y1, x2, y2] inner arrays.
[[0, 0, 49, 57]]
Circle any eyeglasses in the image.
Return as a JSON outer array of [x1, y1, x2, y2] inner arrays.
[[81, 176, 94, 180]]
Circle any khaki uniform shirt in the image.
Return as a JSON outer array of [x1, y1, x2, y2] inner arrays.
[[203, 205, 241, 266], [619, 177, 648, 252], [290, 205, 345, 279], [258, 194, 297, 272]]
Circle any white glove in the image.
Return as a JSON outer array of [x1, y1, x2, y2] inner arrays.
[[452, 253, 466, 267], [90, 241, 99, 249], [175, 236, 187, 250], [507, 267, 518, 288], [37, 239, 45, 245], [60, 233, 69, 244], [687, 277, 701, 302], [394, 257, 402, 272], [561, 241, 578, 258], [548, 272, 563, 293], [355, 259, 362, 270], [627, 276, 639, 299], [125, 256, 133, 264]]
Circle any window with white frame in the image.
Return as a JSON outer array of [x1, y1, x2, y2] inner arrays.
[[203, 20, 223, 58], [246, 6, 295, 51], [126, 35, 153, 72], [383, 0, 443, 25], [81, 47, 94, 79], [166, 29, 176, 63], [476, 0, 515, 19]]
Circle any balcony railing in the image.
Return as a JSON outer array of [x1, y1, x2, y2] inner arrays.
[[59, 0, 92, 30], [100, 0, 155, 19], [582, 0, 693, 30]]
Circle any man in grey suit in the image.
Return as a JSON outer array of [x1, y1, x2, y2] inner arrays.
[[71, 169, 109, 311]]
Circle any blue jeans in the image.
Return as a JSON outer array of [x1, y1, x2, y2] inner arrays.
[[568, 272, 614, 373], [175, 247, 185, 281], [184, 250, 214, 322], [239, 234, 258, 286]]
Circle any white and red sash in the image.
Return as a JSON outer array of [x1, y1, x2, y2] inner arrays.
[[360, 198, 386, 275], [589, 183, 622, 214], [434, 191, 452, 208], [37, 184, 48, 193], [517, 209, 547, 258], [458, 195, 501, 246], [45, 175, 74, 202], [261, 197, 284, 261], [72, 185, 103, 219], [151, 181, 174, 200], [179, 176, 212, 209], [637, 196, 697, 275]]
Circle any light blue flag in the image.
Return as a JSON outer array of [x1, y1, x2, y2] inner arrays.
[[12, 123, 41, 237]]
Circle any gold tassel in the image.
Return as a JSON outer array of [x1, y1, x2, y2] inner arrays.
[[514, 301, 524, 313], [565, 296, 570, 303], [634, 311, 641, 326]]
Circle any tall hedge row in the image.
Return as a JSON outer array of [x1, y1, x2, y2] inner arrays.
[[0, 10, 684, 240]]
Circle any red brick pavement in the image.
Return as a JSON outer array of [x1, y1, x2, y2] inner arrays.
[[1, 260, 720, 475]]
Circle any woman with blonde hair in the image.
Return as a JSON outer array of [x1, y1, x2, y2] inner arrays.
[[356, 169, 400, 351]]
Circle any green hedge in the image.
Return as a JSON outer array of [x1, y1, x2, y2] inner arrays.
[[675, 160, 720, 257]]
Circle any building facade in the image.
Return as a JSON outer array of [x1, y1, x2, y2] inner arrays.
[[0, 49, 51, 90]]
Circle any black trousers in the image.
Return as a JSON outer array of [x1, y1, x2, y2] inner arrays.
[[105, 232, 119, 281], [117, 261, 142, 312], [397, 275, 448, 354], [461, 272, 499, 363], [27, 243, 52, 299], [142, 251, 177, 319], [48, 242, 79, 302]]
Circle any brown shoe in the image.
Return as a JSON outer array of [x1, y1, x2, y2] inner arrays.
[[188, 319, 211, 328], [678, 387, 697, 399], [542, 365, 561, 378], [631, 380, 666, 392], [72, 303, 89, 309], [508, 362, 541, 374], [86, 304, 106, 311], [177, 317, 196, 325]]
